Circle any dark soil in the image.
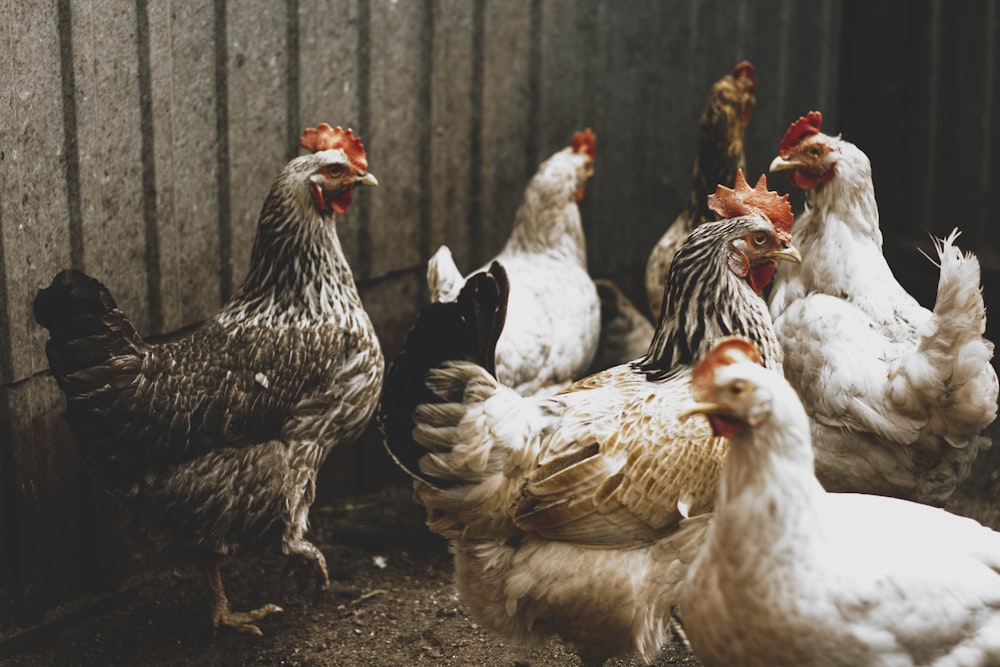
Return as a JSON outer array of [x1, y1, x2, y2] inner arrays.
[[3, 421, 999, 667], [0, 485, 701, 667]]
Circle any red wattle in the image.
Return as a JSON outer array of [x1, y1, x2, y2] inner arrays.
[[331, 189, 353, 214], [708, 413, 746, 439], [748, 260, 776, 294], [788, 170, 821, 191]]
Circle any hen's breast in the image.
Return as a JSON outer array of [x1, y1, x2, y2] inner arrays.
[[493, 254, 599, 396], [280, 307, 385, 451]]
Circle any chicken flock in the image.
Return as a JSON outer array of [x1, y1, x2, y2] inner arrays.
[[31, 60, 1000, 666]]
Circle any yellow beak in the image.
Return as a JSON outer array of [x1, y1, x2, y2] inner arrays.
[[768, 155, 802, 173], [679, 401, 724, 421], [771, 245, 801, 264]]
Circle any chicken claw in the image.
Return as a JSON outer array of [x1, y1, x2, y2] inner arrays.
[[212, 602, 284, 637], [282, 537, 330, 593], [205, 561, 283, 636]]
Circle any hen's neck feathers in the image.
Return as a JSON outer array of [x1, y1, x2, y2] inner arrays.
[[221, 167, 360, 325], [808, 138, 882, 244], [501, 149, 589, 266], [640, 219, 782, 378], [781, 136, 921, 322], [686, 105, 747, 226], [711, 370, 824, 557]]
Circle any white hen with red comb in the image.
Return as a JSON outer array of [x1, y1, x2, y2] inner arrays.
[[767, 111, 998, 506], [681, 337, 1000, 667], [426, 130, 600, 397]]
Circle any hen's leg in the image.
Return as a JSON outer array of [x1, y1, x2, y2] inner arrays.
[[283, 536, 330, 591], [205, 561, 283, 636]]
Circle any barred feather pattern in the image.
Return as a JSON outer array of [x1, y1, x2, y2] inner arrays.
[[640, 216, 783, 379], [35, 148, 384, 559]]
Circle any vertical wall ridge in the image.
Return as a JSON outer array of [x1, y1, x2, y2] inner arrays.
[[56, 0, 83, 271], [356, 0, 372, 278], [418, 0, 434, 266], [135, 0, 163, 332], [466, 0, 484, 265], [214, 0, 232, 302], [284, 0, 301, 161]]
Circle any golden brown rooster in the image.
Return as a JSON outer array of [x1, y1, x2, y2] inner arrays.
[[33, 123, 383, 636], [645, 60, 757, 318], [768, 111, 998, 505], [380, 176, 797, 665]]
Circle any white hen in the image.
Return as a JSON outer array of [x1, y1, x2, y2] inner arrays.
[[767, 111, 998, 505], [681, 337, 1000, 667], [426, 129, 600, 396]]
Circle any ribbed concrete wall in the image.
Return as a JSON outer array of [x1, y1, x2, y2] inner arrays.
[[6, 0, 992, 627]]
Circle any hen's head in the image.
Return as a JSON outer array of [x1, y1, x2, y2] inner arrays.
[[296, 123, 378, 215], [684, 336, 770, 438], [712, 60, 757, 128], [708, 170, 793, 242], [569, 128, 596, 201], [769, 111, 838, 190], [534, 128, 596, 203], [704, 173, 799, 294]]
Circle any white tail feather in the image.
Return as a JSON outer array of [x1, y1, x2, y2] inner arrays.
[[413, 360, 540, 537], [889, 229, 998, 444], [427, 245, 465, 303]]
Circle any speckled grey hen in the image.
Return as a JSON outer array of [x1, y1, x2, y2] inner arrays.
[[32, 123, 383, 636]]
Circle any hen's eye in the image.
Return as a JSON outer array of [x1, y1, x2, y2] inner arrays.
[[326, 164, 345, 177], [807, 145, 822, 157], [753, 232, 768, 246]]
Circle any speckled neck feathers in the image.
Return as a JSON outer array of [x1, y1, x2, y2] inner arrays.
[[222, 158, 361, 325], [640, 218, 782, 378]]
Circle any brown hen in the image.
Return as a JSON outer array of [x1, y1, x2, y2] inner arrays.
[[645, 60, 757, 318]]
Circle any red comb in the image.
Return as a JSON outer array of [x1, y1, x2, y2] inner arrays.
[[731, 60, 756, 86], [692, 336, 762, 399], [707, 170, 794, 237], [778, 111, 823, 156], [300, 123, 368, 172], [571, 128, 596, 160]]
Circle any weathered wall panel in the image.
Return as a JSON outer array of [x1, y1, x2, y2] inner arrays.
[[147, 1, 224, 332], [226, 3, 294, 301], [477, 0, 535, 266], [2, 3, 73, 383], [364, 0, 428, 280], [427, 0, 475, 274], [73, 1, 149, 331]]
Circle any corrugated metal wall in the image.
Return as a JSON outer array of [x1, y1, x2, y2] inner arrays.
[[4, 0, 994, 628]]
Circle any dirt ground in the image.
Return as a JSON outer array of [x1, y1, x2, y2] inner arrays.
[[3, 423, 999, 667], [0, 483, 702, 667]]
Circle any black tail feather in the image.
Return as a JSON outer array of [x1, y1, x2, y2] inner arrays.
[[379, 261, 509, 482], [33, 268, 145, 402]]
